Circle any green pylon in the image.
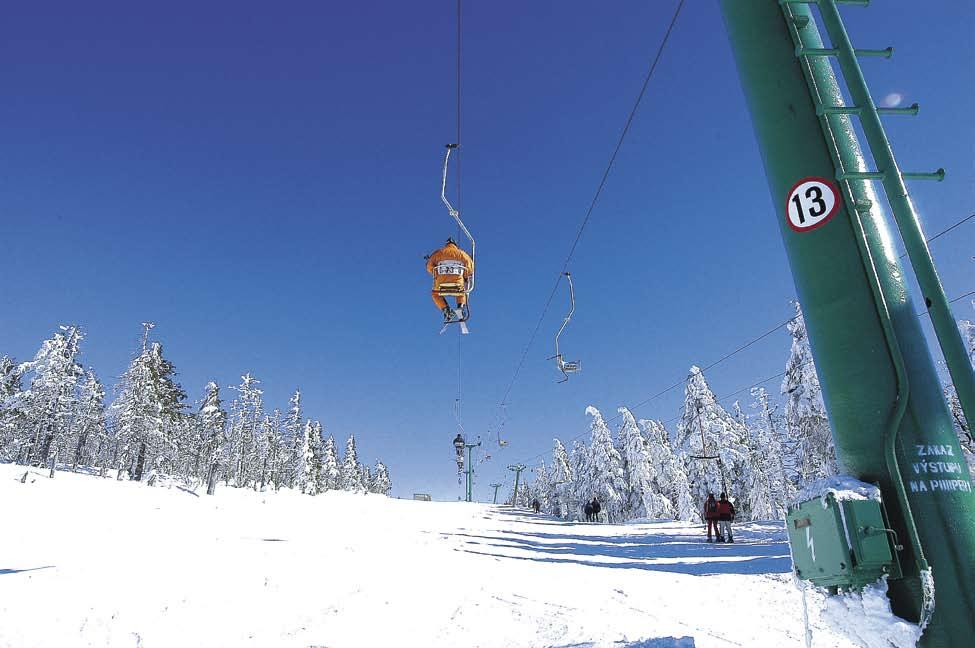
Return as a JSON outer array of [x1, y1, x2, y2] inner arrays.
[[507, 464, 526, 507], [464, 441, 480, 503], [719, 2, 975, 646], [489, 483, 503, 505]]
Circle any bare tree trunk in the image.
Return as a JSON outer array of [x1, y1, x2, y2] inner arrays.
[[206, 462, 219, 495], [72, 423, 91, 472], [133, 441, 147, 481], [26, 421, 45, 466]]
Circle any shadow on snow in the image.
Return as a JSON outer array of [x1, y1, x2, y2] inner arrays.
[[0, 566, 55, 576], [456, 515, 791, 577], [555, 639, 695, 648]]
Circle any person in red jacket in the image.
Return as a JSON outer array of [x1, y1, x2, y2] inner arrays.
[[717, 492, 736, 543], [703, 493, 719, 542]]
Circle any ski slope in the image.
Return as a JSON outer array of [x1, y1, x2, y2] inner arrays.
[[1, 465, 859, 648]]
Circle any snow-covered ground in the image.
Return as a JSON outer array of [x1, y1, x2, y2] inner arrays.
[[1, 465, 859, 648]]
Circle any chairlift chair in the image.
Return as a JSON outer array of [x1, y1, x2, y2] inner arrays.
[[495, 403, 510, 448], [550, 272, 581, 382], [437, 144, 476, 330]]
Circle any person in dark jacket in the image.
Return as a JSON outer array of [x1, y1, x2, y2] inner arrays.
[[703, 493, 719, 542], [532, 498, 541, 514], [591, 498, 602, 523], [717, 492, 736, 543]]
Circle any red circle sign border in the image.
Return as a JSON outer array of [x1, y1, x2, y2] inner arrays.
[[785, 176, 842, 233]]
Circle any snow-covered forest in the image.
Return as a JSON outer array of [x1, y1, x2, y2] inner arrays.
[[0, 324, 392, 496], [519, 302, 975, 523]]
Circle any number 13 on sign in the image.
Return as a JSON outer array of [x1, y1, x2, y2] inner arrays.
[[786, 177, 841, 232]]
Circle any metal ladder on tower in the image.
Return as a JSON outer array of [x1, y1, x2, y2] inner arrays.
[[778, 0, 975, 439]]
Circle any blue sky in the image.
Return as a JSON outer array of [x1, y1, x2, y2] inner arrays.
[[2, 1, 972, 500]]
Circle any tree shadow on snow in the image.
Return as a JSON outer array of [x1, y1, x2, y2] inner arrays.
[[556, 639, 695, 648], [452, 524, 791, 576], [0, 566, 55, 576], [483, 508, 582, 527]]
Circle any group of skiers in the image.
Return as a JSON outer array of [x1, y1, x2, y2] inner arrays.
[[527, 493, 735, 539], [703, 492, 735, 543], [528, 497, 603, 523]]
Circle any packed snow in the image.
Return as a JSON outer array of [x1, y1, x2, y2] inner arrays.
[[1, 464, 894, 648], [794, 475, 882, 508], [821, 579, 922, 648]]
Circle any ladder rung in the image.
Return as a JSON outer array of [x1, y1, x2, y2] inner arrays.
[[817, 105, 862, 116], [795, 46, 892, 59], [837, 169, 946, 182], [856, 47, 894, 58], [837, 170, 885, 181], [780, 1, 870, 7], [877, 103, 919, 116], [902, 169, 945, 182], [796, 47, 837, 57]]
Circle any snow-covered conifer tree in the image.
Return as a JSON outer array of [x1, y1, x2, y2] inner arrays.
[[70, 370, 106, 470], [586, 406, 627, 522], [18, 326, 85, 469], [197, 382, 228, 495], [619, 407, 672, 520], [569, 439, 592, 520], [318, 435, 342, 492], [251, 413, 278, 491], [748, 387, 791, 519], [111, 336, 187, 481], [0, 356, 21, 401], [532, 463, 552, 514], [291, 419, 314, 493], [359, 464, 372, 494], [264, 409, 287, 489], [639, 418, 695, 521], [371, 461, 392, 495], [782, 303, 836, 484], [341, 434, 365, 492], [278, 389, 303, 486], [549, 439, 573, 518], [226, 374, 263, 487], [306, 420, 324, 495], [0, 356, 25, 460], [675, 366, 749, 514]]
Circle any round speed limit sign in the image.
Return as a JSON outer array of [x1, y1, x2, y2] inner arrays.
[[786, 177, 841, 232]]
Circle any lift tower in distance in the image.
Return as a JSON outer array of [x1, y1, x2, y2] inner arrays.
[[720, 2, 975, 646]]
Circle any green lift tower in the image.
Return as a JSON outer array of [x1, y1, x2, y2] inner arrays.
[[719, 1, 975, 646]]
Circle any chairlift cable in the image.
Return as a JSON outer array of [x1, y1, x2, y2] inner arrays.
[[456, 0, 464, 429], [489, 0, 687, 437], [510, 282, 975, 470]]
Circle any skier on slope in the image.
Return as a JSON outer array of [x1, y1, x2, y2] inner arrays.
[[717, 492, 736, 543], [590, 498, 602, 523], [426, 238, 475, 323], [703, 493, 720, 543]]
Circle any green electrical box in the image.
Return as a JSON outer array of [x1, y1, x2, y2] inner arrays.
[[787, 492, 897, 589]]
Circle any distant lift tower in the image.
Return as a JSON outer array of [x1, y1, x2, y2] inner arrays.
[[720, 2, 975, 646], [489, 483, 503, 505], [454, 436, 481, 503], [507, 464, 526, 507]]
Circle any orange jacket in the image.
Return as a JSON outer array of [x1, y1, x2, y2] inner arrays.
[[426, 242, 474, 277]]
